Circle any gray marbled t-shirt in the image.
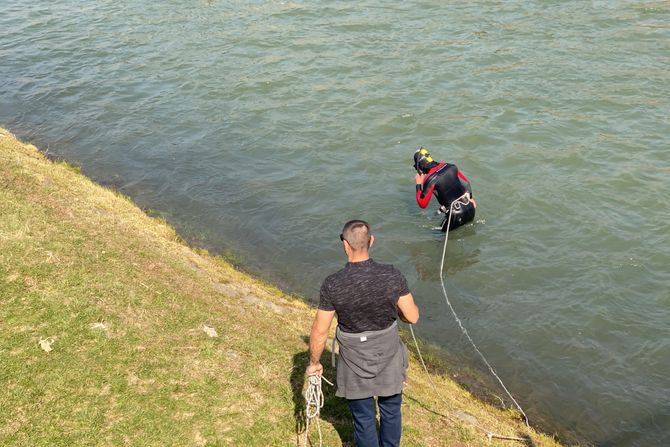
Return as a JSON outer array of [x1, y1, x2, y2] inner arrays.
[[319, 258, 410, 333]]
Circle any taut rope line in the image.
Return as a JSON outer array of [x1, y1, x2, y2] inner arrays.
[[408, 325, 527, 443], [410, 192, 529, 428], [439, 193, 529, 426]]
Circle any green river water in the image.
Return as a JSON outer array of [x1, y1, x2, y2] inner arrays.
[[2, 1, 669, 445]]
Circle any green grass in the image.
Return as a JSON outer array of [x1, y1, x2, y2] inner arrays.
[[0, 128, 566, 446]]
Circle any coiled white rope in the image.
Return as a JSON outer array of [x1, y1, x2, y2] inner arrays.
[[410, 192, 530, 432], [303, 374, 333, 447]]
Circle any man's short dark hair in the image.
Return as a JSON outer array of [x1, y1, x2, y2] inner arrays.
[[341, 220, 371, 251]]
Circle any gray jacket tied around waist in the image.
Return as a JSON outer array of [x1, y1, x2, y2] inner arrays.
[[335, 320, 408, 400]]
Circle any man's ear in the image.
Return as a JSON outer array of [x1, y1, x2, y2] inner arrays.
[[369, 234, 375, 249]]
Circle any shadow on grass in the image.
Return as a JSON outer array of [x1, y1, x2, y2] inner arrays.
[[403, 393, 537, 447], [291, 336, 354, 446], [403, 393, 453, 420]]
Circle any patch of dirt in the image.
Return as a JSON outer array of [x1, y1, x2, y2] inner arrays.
[[241, 294, 294, 314], [213, 282, 239, 297]]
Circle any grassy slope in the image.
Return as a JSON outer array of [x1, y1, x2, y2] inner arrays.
[[0, 129, 564, 446]]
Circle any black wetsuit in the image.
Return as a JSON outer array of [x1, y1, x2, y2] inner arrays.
[[415, 162, 476, 232]]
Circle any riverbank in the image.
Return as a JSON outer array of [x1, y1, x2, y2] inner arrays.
[[0, 128, 563, 446]]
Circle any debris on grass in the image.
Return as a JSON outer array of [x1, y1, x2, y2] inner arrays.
[[202, 325, 218, 338], [39, 337, 55, 353]]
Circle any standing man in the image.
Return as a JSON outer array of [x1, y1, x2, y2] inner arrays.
[[307, 220, 419, 447], [413, 147, 477, 232]]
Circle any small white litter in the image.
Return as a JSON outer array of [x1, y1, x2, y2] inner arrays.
[[39, 337, 55, 353], [202, 325, 218, 338]]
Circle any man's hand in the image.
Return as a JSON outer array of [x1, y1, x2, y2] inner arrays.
[[306, 362, 324, 376], [415, 173, 426, 184]]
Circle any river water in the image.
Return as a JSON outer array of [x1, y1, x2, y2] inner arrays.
[[2, 1, 669, 444]]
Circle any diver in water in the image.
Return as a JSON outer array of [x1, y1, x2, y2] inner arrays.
[[413, 147, 477, 232]]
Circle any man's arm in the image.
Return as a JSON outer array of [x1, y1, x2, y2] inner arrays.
[[397, 293, 419, 324], [306, 309, 336, 376]]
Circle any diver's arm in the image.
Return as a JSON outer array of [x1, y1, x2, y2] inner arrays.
[[415, 174, 435, 208], [457, 170, 473, 197]]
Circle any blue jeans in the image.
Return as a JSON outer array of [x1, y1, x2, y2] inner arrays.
[[347, 393, 402, 447]]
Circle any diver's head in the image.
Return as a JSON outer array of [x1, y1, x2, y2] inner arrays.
[[413, 147, 436, 174]]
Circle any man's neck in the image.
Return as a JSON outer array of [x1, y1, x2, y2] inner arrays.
[[347, 252, 370, 263]]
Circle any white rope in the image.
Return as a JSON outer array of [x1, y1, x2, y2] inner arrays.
[[303, 374, 333, 447], [409, 324, 531, 444], [438, 193, 529, 427]]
